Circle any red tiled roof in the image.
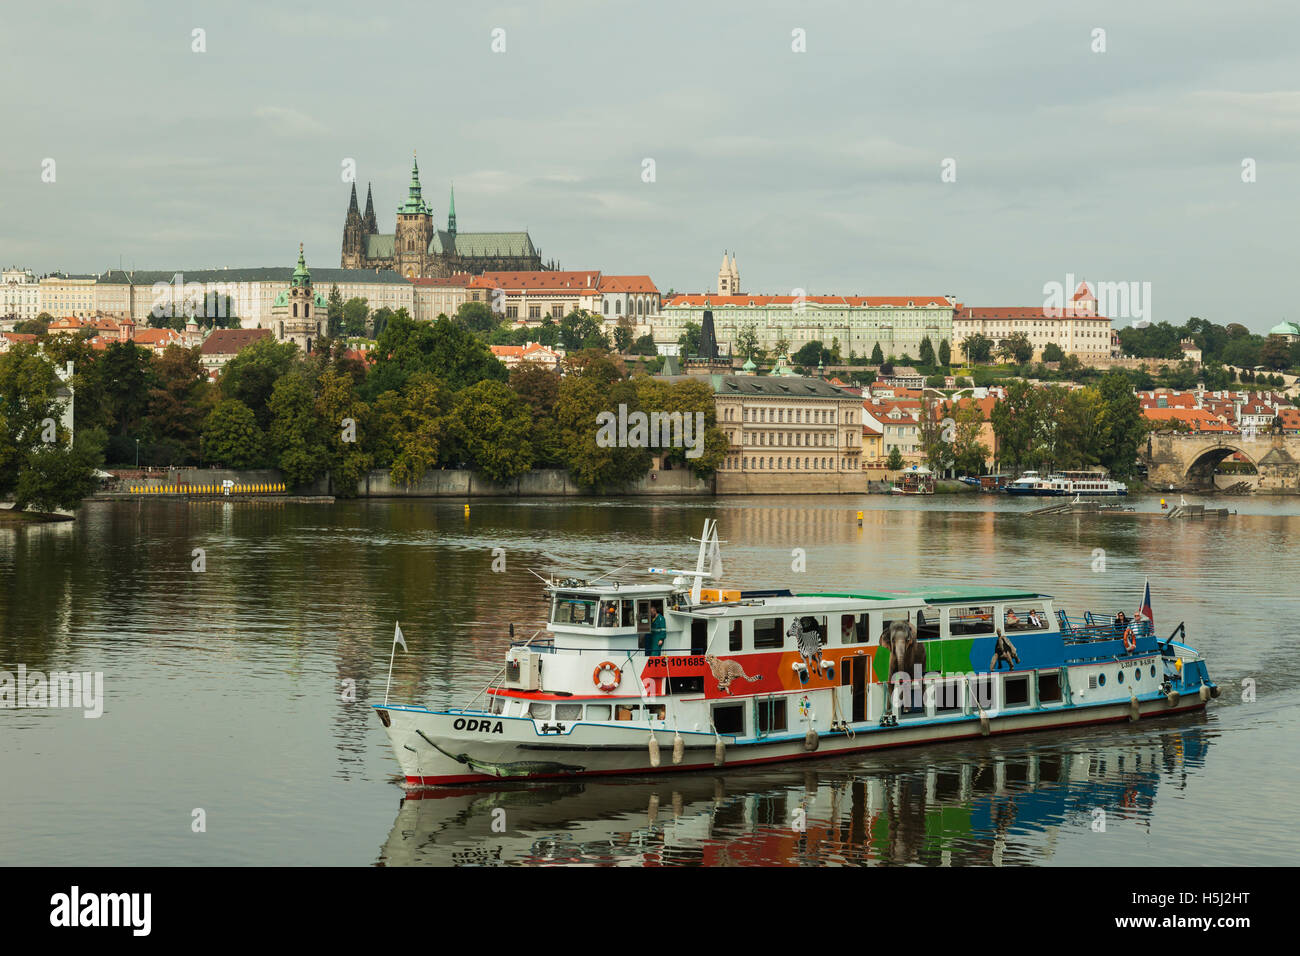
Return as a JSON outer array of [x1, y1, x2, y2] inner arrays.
[[961, 306, 1110, 321], [200, 328, 271, 356], [597, 275, 659, 294], [1142, 407, 1232, 431], [411, 274, 473, 287], [667, 294, 957, 309], [474, 271, 601, 291]]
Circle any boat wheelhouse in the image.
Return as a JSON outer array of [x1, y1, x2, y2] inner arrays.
[[374, 521, 1218, 786]]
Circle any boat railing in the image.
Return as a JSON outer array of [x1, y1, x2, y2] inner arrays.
[[1060, 615, 1153, 644]]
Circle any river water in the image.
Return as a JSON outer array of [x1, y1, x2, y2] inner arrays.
[[2, 493, 1296, 866]]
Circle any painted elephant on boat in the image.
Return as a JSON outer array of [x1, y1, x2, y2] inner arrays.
[[880, 617, 926, 715]]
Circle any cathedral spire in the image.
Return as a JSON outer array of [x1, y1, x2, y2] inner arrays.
[[347, 182, 360, 215], [363, 182, 377, 233], [447, 182, 457, 235], [400, 150, 430, 215]]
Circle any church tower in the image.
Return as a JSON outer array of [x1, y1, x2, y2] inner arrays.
[[717, 251, 741, 296], [394, 151, 433, 278], [447, 183, 457, 237], [341, 183, 364, 269], [363, 183, 378, 235], [279, 244, 322, 354]]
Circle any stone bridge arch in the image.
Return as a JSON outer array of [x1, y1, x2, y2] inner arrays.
[[1148, 432, 1300, 493]]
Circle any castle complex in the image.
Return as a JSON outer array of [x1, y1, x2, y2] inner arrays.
[[340, 153, 551, 279]]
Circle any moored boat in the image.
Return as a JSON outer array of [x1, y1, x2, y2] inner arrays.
[[374, 521, 1217, 787]]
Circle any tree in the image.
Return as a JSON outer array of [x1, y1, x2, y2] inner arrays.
[[202, 399, 265, 469], [454, 301, 498, 335], [327, 285, 345, 338], [1262, 334, 1291, 371], [316, 366, 372, 495], [370, 374, 451, 486], [1097, 371, 1144, 479], [677, 322, 702, 357], [998, 332, 1033, 365], [630, 333, 658, 356], [368, 313, 507, 397], [536, 318, 560, 348], [445, 380, 535, 483], [342, 297, 369, 337], [793, 341, 828, 368], [146, 344, 210, 464], [614, 315, 635, 353], [918, 337, 936, 367], [267, 373, 327, 487], [938, 339, 951, 367], [11, 428, 107, 513], [219, 337, 299, 429], [736, 323, 759, 361], [775, 335, 792, 359], [509, 364, 564, 467], [870, 342, 885, 366], [556, 368, 650, 491], [886, 447, 904, 471], [964, 333, 992, 364], [952, 400, 989, 475], [1042, 343, 1065, 363], [919, 401, 955, 474], [95, 342, 157, 462], [990, 379, 1036, 471], [16, 314, 51, 335]]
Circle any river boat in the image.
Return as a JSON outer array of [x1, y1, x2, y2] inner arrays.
[[1006, 471, 1127, 497], [374, 521, 1218, 786]]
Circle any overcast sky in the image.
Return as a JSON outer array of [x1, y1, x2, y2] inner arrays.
[[2, 0, 1297, 332]]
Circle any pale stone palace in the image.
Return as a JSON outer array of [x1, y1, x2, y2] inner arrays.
[[341, 153, 549, 279]]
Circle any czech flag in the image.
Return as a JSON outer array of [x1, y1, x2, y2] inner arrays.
[[1136, 578, 1154, 629]]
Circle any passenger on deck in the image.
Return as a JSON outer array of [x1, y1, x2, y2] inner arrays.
[[1027, 610, 1044, 628], [1005, 609, 1021, 629], [1113, 611, 1128, 639]]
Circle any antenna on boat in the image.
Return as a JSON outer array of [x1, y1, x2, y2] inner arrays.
[[647, 518, 724, 604]]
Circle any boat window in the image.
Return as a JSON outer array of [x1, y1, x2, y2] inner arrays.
[[1004, 676, 1029, 707], [615, 704, 640, 721], [646, 703, 666, 720], [528, 702, 552, 719], [753, 617, 784, 649], [756, 697, 788, 733], [934, 677, 963, 713], [637, 601, 651, 632], [586, 704, 612, 720], [599, 600, 620, 628], [556, 703, 583, 720], [712, 702, 745, 736], [1038, 672, 1063, 703], [880, 611, 916, 643], [729, 620, 742, 652], [915, 608, 940, 640], [553, 594, 599, 626], [621, 600, 635, 627], [949, 605, 995, 637], [669, 675, 704, 695], [490, 696, 506, 715], [969, 675, 996, 711], [1004, 604, 1047, 631], [841, 613, 869, 644]]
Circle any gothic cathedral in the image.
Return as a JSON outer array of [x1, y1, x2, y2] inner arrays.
[[341, 153, 553, 278]]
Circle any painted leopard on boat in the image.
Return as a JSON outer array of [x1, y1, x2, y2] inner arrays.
[[705, 655, 761, 695]]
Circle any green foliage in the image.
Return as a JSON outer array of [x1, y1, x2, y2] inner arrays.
[[342, 297, 369, 337], [1042, 342, 1065, 363], [964, 333, 992, 364], [736, 323, 759, 360], [267, 373, 327, 488], [97, 342, 157, 438], [870, 342, 884, 365], [220, 337, 299, 429], [369, 313, 506, 396], [886, 447, 904, 471], [614, 315, 635, 353], [1262, 335, 1291, 370], [147, 345, 210, 464], [938, 339, 951, 367], [202, 399, 265, 469], [918, 337, 936, 367], [316, 366, 372, 496], [1096, 371, 1144, 479], [455, 301, 498, 334], [11, 427, 107, 513], [327, 285, 345, 338], [677, 322, 702, 357], [792, 341, 830, 367], [560, 310, 609, 351], [445, 380, 535, 483], [630, 333, 658, 356], [509, 364, 564, 467], [370, 374, 451, 487], [556, 368, 651, 491]]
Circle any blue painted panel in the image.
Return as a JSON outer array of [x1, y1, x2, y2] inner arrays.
[[969, 631, 1065, 670]]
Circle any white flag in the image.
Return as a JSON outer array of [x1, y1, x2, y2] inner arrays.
[[394, 622, 407, 653]]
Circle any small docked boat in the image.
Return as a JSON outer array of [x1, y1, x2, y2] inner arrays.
[[375, 521, 1218, 787], [890, 466, 935, 495]]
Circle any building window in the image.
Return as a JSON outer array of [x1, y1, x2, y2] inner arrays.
[[529, 305, 541, 319]]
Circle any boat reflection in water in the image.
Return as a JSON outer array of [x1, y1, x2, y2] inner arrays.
[[376, 717, 1212, 866]]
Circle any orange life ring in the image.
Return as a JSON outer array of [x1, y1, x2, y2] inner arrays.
[[593, 661, 621, 692], [1123, 626, 1137, 653]]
